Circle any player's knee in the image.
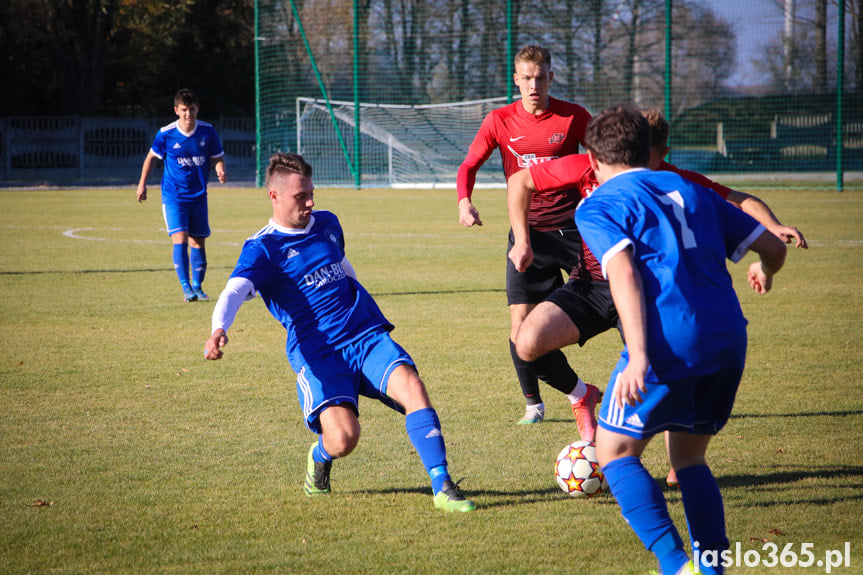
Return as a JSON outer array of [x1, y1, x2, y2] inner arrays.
[[320, 406, 361, 457], [596, 441, 623, 468], [515, 331, 542, 362], [324, 426, 360, 458], [389, 367, 431, 413]]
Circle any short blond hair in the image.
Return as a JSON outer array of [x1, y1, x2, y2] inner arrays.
[[514, 44, 551, 69]]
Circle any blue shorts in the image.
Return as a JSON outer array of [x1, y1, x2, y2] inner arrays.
[[598, 359, 744, 439], [162, 201, 210, 238], [291, 329, 414, 433]]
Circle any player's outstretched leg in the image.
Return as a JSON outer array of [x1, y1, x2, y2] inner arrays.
[[304, 440, 332, 497], [405, 407, 475, 512]]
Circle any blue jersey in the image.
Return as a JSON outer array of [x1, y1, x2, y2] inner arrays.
[[150, 120, 224, 204], [575, 168, 765, 381], [229, 211, 392, 361]]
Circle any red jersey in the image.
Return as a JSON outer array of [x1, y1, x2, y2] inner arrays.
[[460, 97, 591, 231], [529, 154, 600, 280], [530, 155, 735, 281], [658, 160, 732, 200]]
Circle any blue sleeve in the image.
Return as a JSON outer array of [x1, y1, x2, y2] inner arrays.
[[335, 216, 347, 258], [208, 126, 225, 158], [151, 130, 166, 159], [231, 240, 274, 288], [714, 195, 765, 262]]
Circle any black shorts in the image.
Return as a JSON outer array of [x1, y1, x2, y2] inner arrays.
[[545, 279, 621, 346], [506, 226, 583, 305]]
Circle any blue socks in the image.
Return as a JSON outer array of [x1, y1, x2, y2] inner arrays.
[[604, 456, 689, 575], [405, 408, 450, 494], [604, 459, 729, 574], [173, 243, 191, 288], [679, 464, 728, 575], [173, 243, 206, 289], [190, 246, 207, 287], [312, 436, 333, 464]]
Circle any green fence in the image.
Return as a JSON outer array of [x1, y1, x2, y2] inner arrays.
[[255, 0, 857, 189]]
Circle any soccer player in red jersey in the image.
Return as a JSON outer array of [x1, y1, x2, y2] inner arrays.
[[509, 107, 807, 485], [457, 44, 600, 434]]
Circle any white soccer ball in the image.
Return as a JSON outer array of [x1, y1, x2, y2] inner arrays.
[[554, 440, 608, 498]]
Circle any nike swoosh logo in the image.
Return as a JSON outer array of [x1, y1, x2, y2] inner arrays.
[[509, 136, 525, 142]]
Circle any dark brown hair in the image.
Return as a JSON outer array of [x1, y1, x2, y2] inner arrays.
[[173, 89, 199, 108], [265, 152, 313, 189], [584, 105, 651, 168]]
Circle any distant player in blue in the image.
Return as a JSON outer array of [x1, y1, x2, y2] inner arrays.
[[203, 153, 475, 512], [137, 88, 227, 302], [575, 107, 786, 575]]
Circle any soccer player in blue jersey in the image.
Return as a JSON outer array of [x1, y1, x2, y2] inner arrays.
[[137, 89, 227, 302], [575, 106, 786, 575], [203, 153, 475, 512]]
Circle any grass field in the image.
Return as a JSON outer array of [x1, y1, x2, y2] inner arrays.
[[1, 183, 861, 574]]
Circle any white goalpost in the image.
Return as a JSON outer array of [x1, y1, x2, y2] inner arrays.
[[295, 96, 512, 188]]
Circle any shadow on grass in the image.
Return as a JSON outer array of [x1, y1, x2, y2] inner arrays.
[[341, 467, 862, 510], [539, 418, 585, 424], [0, 265, 236, 275], [718, 465, 863, 491], [372, 288, 506, 297], [350, 485, 620, 509]]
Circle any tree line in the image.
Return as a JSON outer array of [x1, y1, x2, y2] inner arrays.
[[0, 0, 858, 119], [0, 0, 254, 117]]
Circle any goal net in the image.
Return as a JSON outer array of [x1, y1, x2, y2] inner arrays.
[[296, 96, 512, 188]]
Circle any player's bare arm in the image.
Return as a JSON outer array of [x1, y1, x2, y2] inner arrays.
[[746, 229, 787, 294], [726, 189, 808, 248], [456, 151, 485, 227], [136, 151, 159, 202], [506, 168, 536, 272], [605, 247, 649, 409], [214, 157, 227, 184]]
